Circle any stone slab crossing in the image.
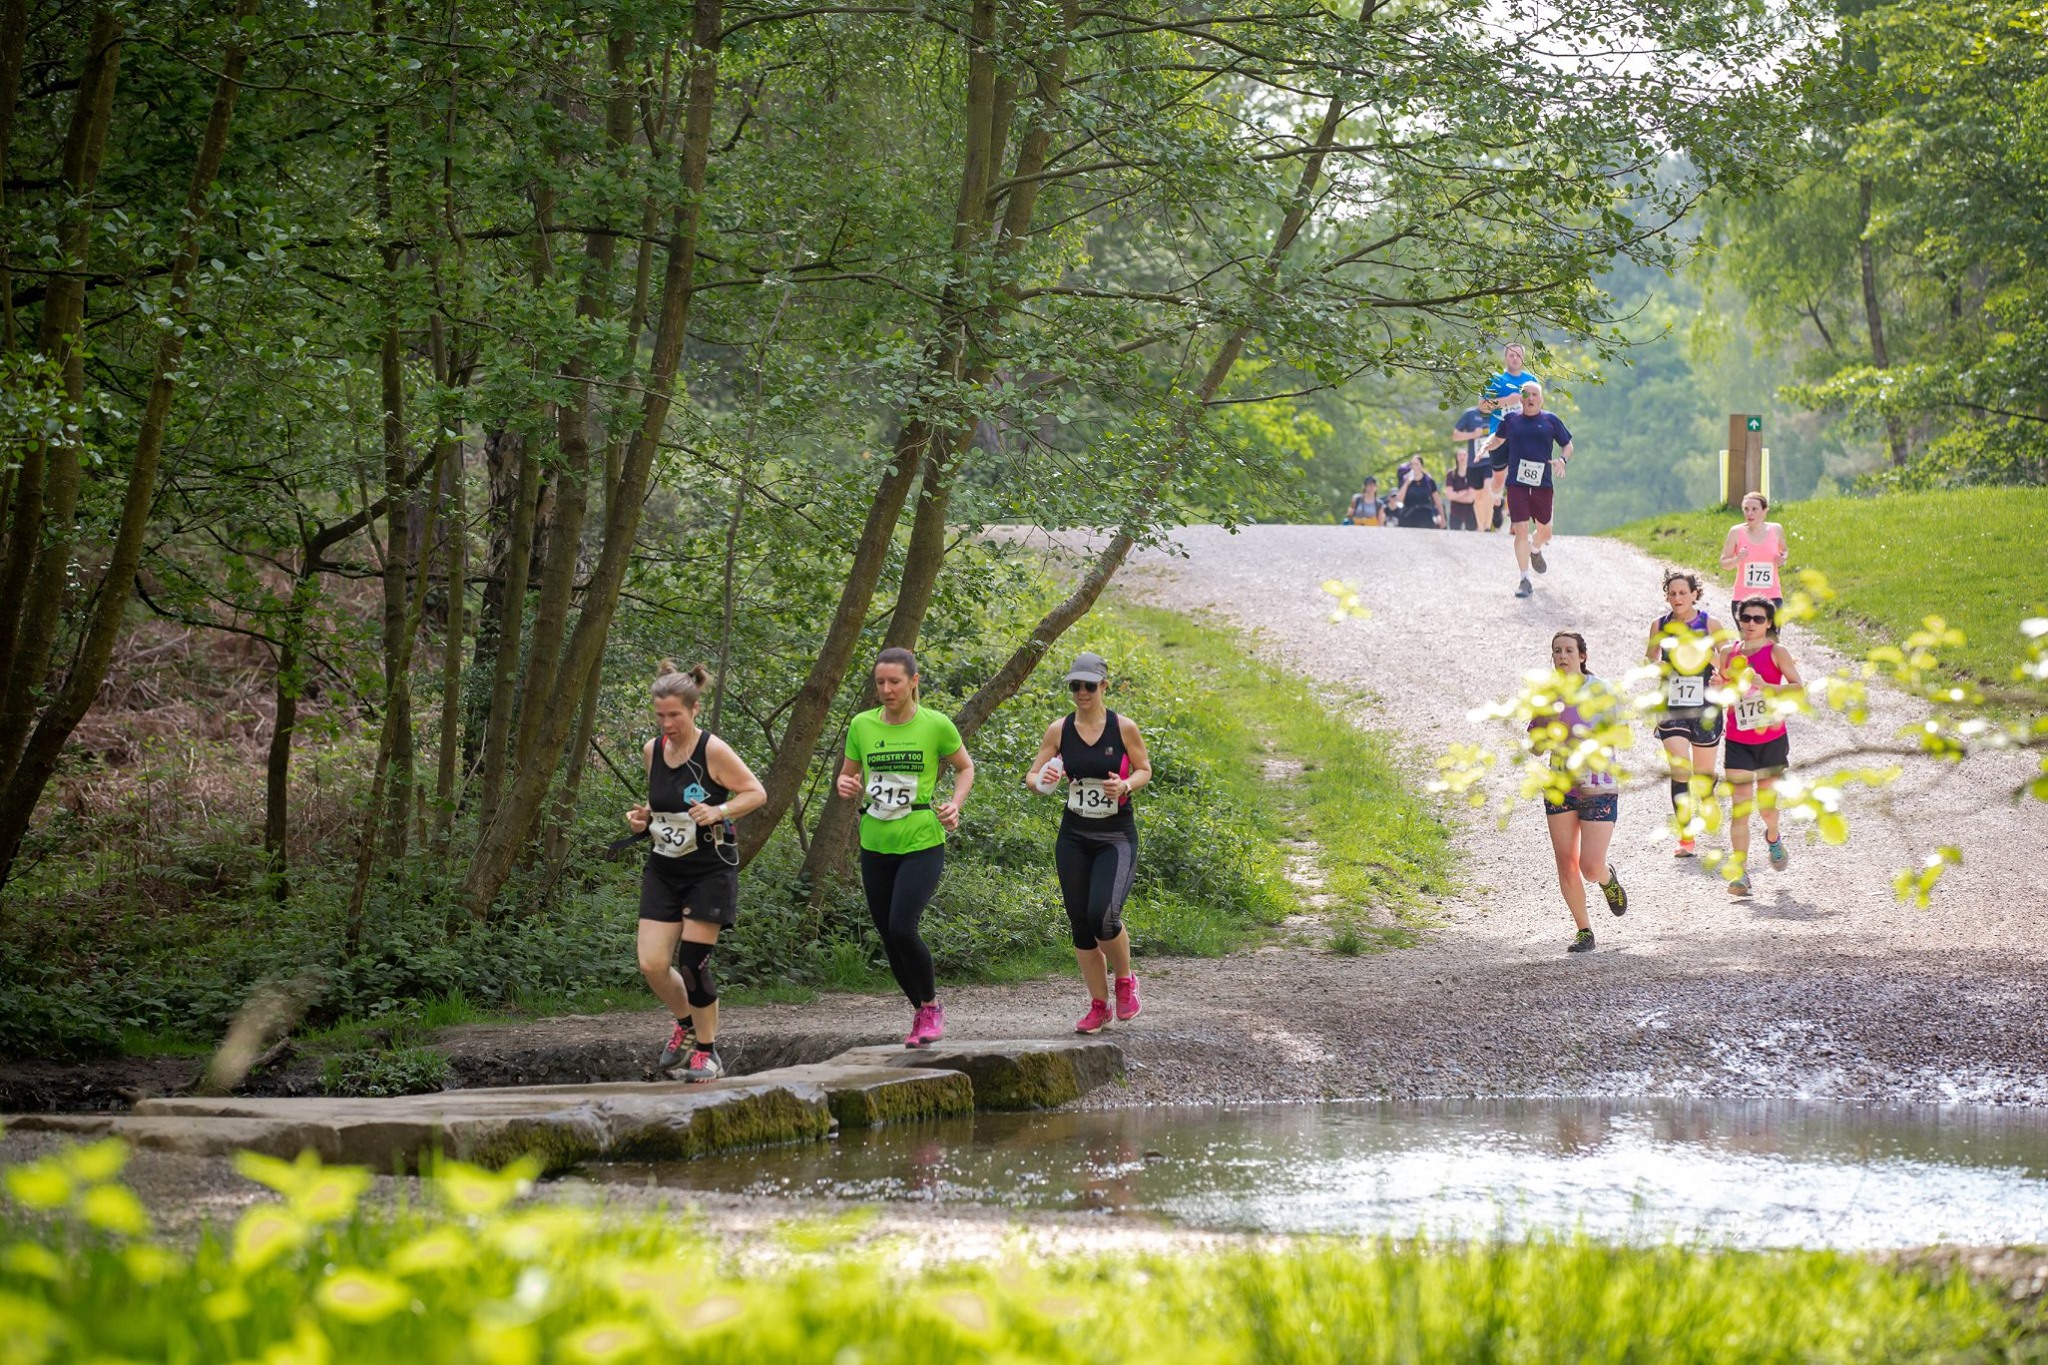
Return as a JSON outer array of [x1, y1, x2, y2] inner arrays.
[[2, 1038, 1121, 1173]]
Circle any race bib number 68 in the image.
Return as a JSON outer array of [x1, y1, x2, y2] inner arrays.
[[1515, 457, 1545, 487]]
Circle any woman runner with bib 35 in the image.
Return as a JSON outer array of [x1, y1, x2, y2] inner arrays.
[[834, 647, 975, 1048], [624, 663, 767, 1082], [1643, 570, 1726, 858], [1529, 632, 1628, 954], [1719, 492, 1788, 616], [1024, 651, 1153, 1034], [1714, 598, 1804, 898]]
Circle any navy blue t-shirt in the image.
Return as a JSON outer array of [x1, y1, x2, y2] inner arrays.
[[1495, 411, 1572, 490], [1455, 407, 1486, 463]]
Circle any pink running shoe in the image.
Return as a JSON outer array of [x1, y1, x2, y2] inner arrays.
[[905, 1003, 947, 1048], [1114, 974, 1142, 1022], [1075, 999, 1113, 1034]]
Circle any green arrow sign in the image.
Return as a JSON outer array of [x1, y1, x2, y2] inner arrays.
[[1746, 416, 1763, 432]]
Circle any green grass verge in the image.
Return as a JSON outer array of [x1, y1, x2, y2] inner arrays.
[[0, 1148, 2028, 1363], [1605, 487, 2048, 705], [1102, 603, 1453, 941]]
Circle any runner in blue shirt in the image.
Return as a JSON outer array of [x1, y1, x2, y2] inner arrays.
[[1481, 380, 1573, 599], [1476, 343, 1537, 531]]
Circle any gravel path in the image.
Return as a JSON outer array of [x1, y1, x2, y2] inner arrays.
[[720, 524, 2048, 1107]]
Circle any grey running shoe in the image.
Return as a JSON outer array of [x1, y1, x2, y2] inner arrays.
[[1768, 839, 1790, 871], [1531, 548, 1548, 574], [1567, 928, 1595, 953], [1515, 577, 1534, 599], [682, 1046, 724, 1084], [1728, 875, 1752, 898], [659, 1019, 694, 1070], [1602, 866, 1628, 916]]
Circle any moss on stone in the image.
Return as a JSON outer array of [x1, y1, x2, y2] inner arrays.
[[828, 1072, 973, 1128]]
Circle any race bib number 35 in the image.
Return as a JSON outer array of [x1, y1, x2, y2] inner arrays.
[[1665, 674, 1706, 709], [1066, 778, 1120, 818], [648, 811, 696, 857], [1515, 458, 1545, 487], [1743, 561, 1778, 591], [865, 771, 918, 820]]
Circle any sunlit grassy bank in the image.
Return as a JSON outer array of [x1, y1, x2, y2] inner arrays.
[[1605, 488, 2048, 705], [2, 1141, 2029, 1364]]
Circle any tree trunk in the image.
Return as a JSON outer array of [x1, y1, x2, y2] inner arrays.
[[1857, 175, 1909, 467], [0, 0, 31, 348], [461, 0, 724, 917], [741, 0, 1003, 866], [478, 432, 537, 826], [0, 6, 121, 798], [0, 2, 259, 887], [264, 566, 318, 890], [952, 87, 1353, 741], [371, 0, 415, 857]]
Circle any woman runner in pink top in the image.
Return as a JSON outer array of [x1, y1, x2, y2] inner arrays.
[[1713, 598, 1804, 898], [1719, 491, 1788, 612]]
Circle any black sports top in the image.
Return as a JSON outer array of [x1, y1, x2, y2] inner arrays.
[[1059, 710, 1136, 834], [1655, 608, 1715, 718], [645, 730, 732, 875]]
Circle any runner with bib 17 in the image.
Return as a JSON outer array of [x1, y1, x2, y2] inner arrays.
[[1714, 598, 1804, 898], [1643, 570, 1726, 859], [833, 647, 975, 1048], [1023, 651, 1154, 1034], [624, 662, 768, 1082], [1480, 380, 1572, 600], [1719, 491, 1788, 617]]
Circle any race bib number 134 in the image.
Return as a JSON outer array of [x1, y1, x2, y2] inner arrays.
[[1067, 779, 1120, 818]]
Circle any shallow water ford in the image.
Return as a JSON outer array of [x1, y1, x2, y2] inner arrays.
[[590, 1099, 2048, 1249]]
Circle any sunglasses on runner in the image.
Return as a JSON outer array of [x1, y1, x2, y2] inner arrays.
[[1068, 680, 1099, 692], [1739, 614, 1771, 624]]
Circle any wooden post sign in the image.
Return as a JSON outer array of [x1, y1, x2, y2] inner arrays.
[[1724, 414, 1763, 507]]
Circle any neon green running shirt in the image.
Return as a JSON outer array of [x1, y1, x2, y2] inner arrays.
[[845, 705, 963, 855]]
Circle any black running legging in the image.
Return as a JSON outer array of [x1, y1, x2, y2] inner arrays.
[[860, 844, 945, 1005], [1054, 825, 1137, 950]]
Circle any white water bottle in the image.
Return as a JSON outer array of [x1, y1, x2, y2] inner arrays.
[[1034, 757, 1064, 794]]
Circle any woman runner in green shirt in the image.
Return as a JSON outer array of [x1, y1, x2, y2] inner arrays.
[[833, 647, 976, 1047]]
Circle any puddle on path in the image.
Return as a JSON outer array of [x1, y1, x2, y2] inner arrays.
[[590, 1099, 2048, 1249]]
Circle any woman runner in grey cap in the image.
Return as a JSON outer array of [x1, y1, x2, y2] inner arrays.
[[1024, 651, 1153, 1032]]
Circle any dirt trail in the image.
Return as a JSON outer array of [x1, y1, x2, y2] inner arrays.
[[690, 525, 2048, 1108]]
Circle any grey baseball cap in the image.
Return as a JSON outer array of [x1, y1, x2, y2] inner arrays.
[[1063, 651, 1108, 683]]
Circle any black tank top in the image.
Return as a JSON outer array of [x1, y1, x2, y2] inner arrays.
[[1059, 710, 1135, 833], [646, 730, 732, 875], [1655, 609, 1714, 716]]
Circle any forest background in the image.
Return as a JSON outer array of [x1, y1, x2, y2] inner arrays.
[[0, 0, 2040, 1063]]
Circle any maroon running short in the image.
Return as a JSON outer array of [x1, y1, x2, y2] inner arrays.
[[1506, 485, 1554, 525]]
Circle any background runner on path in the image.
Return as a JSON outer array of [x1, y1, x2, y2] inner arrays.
[[1721, 492, 1789, 614], [1483, 381, 1573, 598], [1478, 343, 1538, 530], [1644, 571, 1726, 858], [1715, 598, 1803, 898], [1528, 631, 1628, 953]]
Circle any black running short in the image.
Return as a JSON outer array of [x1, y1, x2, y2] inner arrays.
[[639, 862, 739, 925], [1723, 735, 1790, 776], [1654, 711, 1723, 747]]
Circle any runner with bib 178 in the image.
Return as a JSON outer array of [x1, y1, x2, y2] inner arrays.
[[1714, 599, 1804, 898], [1643, 570, 1726, 859], [1481, 380, 1573, 599], [1024, 651, 1154, 1034], [1528, 631, 1628, 954], [1719, 491, 1789, 616], [624, 662, 768, 1082], [834, 647, 975, 1048]]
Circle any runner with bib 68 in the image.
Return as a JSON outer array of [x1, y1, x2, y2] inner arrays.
[[1481, 380, 1573, 599], [1643, 570, 1726, 859], [1024, 651, 1153, 1034], [1714, 598, 1804, 898], [834, 647, 975, 1048], [624, 662, 768, 1082]]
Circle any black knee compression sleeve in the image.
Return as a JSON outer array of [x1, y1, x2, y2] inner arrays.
[[1670, 778, 1689, 812], [676, 940, 718, 1007]]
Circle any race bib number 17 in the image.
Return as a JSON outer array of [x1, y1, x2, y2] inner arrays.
[[1665, 674, 1706, 709]]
